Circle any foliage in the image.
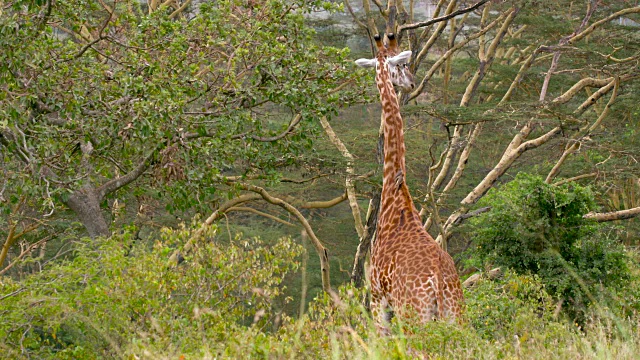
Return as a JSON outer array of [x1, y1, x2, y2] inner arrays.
[[467, 173, 633, 321], [0, 225, 302, 358], [1, 224, 639, 359], [0, 0, 367, 238]]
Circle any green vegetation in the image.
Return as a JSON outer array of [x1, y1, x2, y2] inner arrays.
[[1, 227, 639, 358], [467, 173, 637, 322], [2, 0, 640, 358]]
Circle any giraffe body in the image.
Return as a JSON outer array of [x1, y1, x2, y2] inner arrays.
[[355, 34, 463, 332]]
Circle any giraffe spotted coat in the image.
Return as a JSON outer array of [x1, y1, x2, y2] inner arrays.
[[356, 33, 463, 332]]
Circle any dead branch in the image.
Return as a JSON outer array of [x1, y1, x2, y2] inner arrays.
[[399, 0, 490, 32], [319, 116, 364, 238], [462, 267, 502, 288], [453, 206, 491, 225], [167, 194, 261, 264], [225, 182, 332, 292], [545, 78, 619, 183], [540, 0, 598, 102], [351, 190, 381, 288], [226, 206, 295, 227], [552, 173, 598, 187], [169, 183, 332, 292], [584, 207, 640, 222]]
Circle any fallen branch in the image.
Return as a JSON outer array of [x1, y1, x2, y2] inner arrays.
[[462, 267, 502, 288], [583, 207, 640, 222]]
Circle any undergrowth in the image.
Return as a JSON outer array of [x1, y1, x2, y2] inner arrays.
[[0, 225, 638, 359]]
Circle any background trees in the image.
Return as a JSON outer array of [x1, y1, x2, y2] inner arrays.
[[1, 0, 365, 275]]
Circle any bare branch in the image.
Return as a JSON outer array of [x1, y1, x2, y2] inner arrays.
[[167, 194, 262, 264], [552, 77, 614, 105], [461, 126, 561, 207], [460, 6, 520, 106], [539, 0, 598, 102], [300, 193, 348, 209], [568, 6, 640, 46], [552, 172, 597, 187], [319, 116, 364, 238], [453, 206, 491, 225], [408, 9, 509, 101], [226, 206, 295, 226], [223, 182, 332, 292], [399, 0, 490, 32], [584, 207, 640, 222], [436, 125, 562, 243], [546, 78, 619, 183], [351, 191, 380, 287]]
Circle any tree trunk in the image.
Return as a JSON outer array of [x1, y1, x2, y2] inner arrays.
[[65, 186, 110, 238], [351, 190, 381, 287]]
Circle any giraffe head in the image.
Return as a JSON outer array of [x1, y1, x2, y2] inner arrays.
[[355, 33, 415, 92]]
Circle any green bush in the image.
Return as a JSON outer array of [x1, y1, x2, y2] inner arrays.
[[466, 173, 632, 321], [0, 224, 302, 358]]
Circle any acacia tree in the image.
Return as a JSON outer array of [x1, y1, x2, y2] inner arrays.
[[0, 0, 366, 281], [340, 0, 640, 282]]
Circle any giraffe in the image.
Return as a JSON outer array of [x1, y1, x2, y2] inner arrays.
[[355, 33, 463, 332]]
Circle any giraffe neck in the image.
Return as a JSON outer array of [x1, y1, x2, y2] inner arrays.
[[376, 59, 407, 198]]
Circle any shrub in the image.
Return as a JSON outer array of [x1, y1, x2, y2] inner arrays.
[[467, 173, 632, 322], [0, 224, 302, 358]]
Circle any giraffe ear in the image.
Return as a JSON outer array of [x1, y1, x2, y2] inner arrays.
[[355, 58, 377, 68], [388, 51, 412, 66]]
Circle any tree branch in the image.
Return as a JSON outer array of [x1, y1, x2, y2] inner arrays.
[[546, 78, 619, 183], [408, 9, 509, 101], [300, 193, 349, 209], [226, 206, 295, 227], [97, 142, 164, 200], [539, 0, 598, 102], [552, 172, 597, 187], [584, 207, 640, 222], [398, 0, 490, 32], [319, 116, 364, 238], [223, 182, 332, 292]]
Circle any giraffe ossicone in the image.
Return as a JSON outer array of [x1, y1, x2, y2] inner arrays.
[[355, 33, 463, 333]]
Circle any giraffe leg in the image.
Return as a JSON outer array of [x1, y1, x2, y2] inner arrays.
[[371, 294, 392, 335]]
